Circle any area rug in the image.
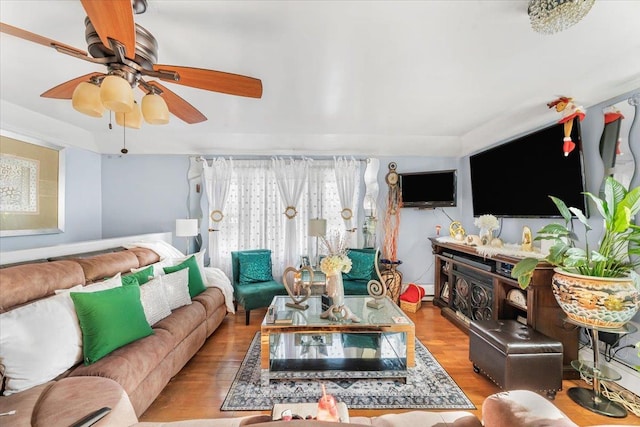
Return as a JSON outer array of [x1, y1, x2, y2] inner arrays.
[[221, 333, 475, 411]]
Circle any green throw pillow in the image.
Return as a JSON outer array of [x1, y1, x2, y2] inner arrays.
[[238, 251, 273, 284], [163, 255, 206, 298], [343, 250, 375, 281], [121, 275, 140, 287], [129, 265, 154, 285], [70, 285, 153, 365]]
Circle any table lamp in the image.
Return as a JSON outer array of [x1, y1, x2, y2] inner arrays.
[[308, 218, 326, 269], [175, 218, 198, 254]]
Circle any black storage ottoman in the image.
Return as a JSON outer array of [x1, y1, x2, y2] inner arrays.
[[469, 319, 563, 399]]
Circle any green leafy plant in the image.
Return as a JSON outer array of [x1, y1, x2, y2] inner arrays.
[[512, 177, 640, 289]]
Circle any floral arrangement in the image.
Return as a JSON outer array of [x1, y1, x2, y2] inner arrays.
[[474, 214, 500, 232], [319, 230, 352, 275]]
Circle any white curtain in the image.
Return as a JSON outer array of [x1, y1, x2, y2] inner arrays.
[[272, 157, 311, 268], [213, 159, 360, 281], [334, 156, 359, 247], [218, 160, 286, 280], [201, 157, 233, 268]]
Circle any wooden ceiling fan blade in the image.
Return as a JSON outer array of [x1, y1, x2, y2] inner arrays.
[[41, 72, 105, 99], [152, 65, 263, 99], [0, 22, 87, 56], [80, 0, 136, 59], [140, 81, 207, 124]]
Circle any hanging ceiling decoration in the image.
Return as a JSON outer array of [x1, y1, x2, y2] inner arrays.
[[528, 0, 595, 35], [0, 0, 262, 129]]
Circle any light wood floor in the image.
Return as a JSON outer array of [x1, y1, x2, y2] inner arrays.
[[141, 303, 639, 425]]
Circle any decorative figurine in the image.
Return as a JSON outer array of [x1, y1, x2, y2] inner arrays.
[[547, 96, 586, 157], [282, 266, 313, 310], [521, 226, 533, 252]]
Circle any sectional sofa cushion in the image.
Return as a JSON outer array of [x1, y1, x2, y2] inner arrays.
[[71, 285, 153, 364], [164, 255, 206, 298], [70, 328, 175, 395]]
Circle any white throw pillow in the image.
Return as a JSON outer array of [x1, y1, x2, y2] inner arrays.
[[139, 277, 172, 325], [161, 268, 192, 310], [0, 292, 83, 395], [132, 259, 172, 278], [167, 249, 207, 284]]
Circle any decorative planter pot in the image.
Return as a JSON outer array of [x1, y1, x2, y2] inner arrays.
[[380, 259, 403, 304], [551, 269, 640, 329]]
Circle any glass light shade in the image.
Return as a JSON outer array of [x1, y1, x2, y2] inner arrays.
[[141, 93, 170, 125], [71, 82, 104, 117], [115, 101, 142, 129], [528, 0, 595, 35], [100, 75, 134, 112]]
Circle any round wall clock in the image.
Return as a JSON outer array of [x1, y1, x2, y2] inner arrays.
[[385, 162, 399, 186]]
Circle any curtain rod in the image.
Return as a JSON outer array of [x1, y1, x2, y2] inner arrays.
[[194, 156, 368, 162]]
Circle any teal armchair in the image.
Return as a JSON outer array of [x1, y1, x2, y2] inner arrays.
[[342, 248, 382, 295], [231, 249, 287, 325]]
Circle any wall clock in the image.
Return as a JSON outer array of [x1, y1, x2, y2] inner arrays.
[[385, 162, 399, 186]]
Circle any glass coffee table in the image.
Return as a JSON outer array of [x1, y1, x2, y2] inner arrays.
[[260, 295, 415, 386]]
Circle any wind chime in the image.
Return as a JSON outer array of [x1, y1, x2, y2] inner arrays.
[[382, 162, 403, 303]]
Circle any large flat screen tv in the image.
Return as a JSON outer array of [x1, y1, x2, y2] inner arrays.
[[469, 118, 587, 217], [400, 169, 457, 208]]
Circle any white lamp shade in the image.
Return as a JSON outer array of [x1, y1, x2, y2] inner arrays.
[[142, 93, 170, 125], [176, 219, 198, 237], [308, 218, 327, 237], [72, 82, 104, 118], [115, 101, 142, 129], [100, 75, 134, 113]]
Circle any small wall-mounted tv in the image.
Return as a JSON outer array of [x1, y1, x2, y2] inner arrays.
[[469, 118, 587, 217], [400, 169, 457, 208]]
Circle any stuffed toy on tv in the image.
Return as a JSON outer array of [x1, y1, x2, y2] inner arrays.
[[547, 96, 586, 156]]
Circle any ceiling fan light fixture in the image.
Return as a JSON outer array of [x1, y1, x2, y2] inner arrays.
[[115, 100, 142, 129], [71, 81, 104, 118], [142, 93, 170, 125], [100, 74, 134, 113]]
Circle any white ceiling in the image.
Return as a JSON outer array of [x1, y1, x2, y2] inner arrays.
[[1, 1, 639, 156]]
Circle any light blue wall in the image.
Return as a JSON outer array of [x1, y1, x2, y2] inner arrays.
[[100, 154, 191, 241], [373, 156, 462, 287], [0, 147, 102, 252]]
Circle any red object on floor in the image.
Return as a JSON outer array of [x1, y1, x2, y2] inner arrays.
[[400, 283, 425, 303]]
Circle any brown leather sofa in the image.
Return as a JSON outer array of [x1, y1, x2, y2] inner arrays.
[[0, 246, 228, 424]]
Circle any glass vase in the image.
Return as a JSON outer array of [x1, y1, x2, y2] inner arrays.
[[325, 271, 345, 307]]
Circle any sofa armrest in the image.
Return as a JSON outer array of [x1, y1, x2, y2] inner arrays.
[[482, 390, 578, 427]]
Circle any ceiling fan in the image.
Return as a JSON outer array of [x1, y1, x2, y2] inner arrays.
[[0, 0, 263, 127]]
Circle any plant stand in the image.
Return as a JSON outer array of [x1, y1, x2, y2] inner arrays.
[[565, 318, 635, 418]]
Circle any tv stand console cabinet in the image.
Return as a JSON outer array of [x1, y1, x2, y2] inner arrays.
[[430, 238, 578, 379]]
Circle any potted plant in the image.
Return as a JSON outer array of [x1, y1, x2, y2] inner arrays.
[[511, 176, 640, 328]]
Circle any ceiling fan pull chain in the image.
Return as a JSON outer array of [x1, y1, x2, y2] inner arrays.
[[121, 116, 128, 154]]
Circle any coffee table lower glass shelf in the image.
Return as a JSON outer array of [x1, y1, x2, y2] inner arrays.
[[265, 331, 408, 385]]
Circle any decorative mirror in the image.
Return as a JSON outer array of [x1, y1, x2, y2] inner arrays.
[[599, 94, 639, 190]]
